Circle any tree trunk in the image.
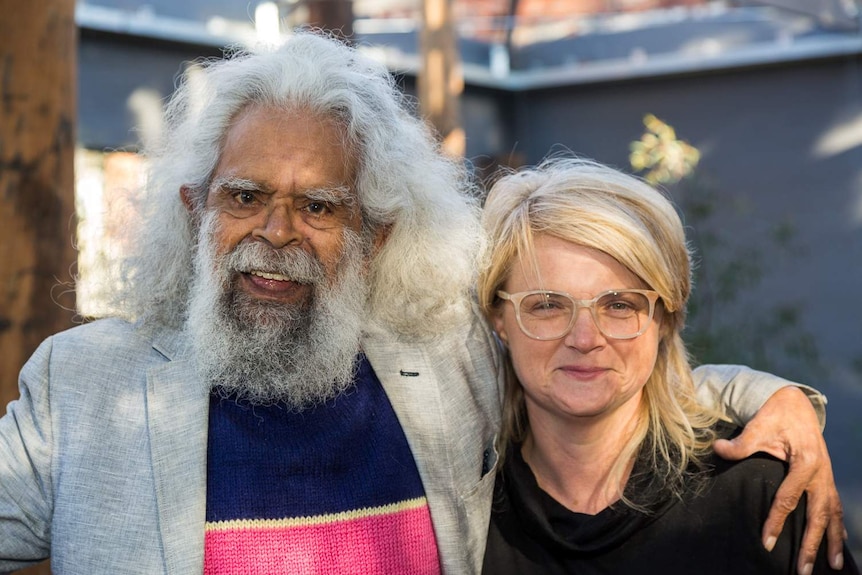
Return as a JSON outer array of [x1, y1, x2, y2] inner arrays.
[[307, 0, 355, 42], [0, 1, 77, 572], [419, 0, 465, 157]]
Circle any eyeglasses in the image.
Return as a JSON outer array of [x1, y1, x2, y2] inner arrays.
[[497, 289, 661, 341]]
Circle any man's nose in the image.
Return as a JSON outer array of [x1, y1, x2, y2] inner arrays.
[[251, 205, 303, 249]]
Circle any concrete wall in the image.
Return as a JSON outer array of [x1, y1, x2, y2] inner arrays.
[[473, 55, 862, 553]]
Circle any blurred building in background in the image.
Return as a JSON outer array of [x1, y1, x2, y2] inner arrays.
[[73, 0, 861, 554]]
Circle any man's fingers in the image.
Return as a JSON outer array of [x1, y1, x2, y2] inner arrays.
[[825, 503, 847, 570], [795, 501, 831, 575], [765, 457, 845, 575], [732, 384, 844, 574], [763, 476, 804, 551]]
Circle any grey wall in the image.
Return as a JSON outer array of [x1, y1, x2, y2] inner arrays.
[[488, 56, 862, 553], [78, 30, 223, 150], [80, 0, 255, 22]]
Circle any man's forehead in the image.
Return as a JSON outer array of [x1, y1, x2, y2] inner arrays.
[[228, 103, 353, 151], [212, 106, 360, 194]]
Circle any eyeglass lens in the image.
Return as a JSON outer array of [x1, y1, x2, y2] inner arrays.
[[517, 291, 652, 339]]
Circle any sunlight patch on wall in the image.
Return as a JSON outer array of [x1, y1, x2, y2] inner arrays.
[[127, 88, 165, 152], [813, 111, 862, 159]]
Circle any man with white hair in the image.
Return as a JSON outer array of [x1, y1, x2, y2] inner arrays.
[[0, 32, 845, 574]]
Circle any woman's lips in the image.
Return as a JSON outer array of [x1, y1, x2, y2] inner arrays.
[[559, 366, 607, 380]]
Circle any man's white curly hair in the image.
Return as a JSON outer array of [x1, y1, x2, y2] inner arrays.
[[108, 31, 484, 338]]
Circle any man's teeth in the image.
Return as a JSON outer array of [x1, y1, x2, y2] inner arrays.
[[250, 270, 290, 281]]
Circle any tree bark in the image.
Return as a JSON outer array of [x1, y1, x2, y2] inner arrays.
[[0, 2, 77, 572], [306, 0, 355, 42], [419, 0, 465, 157], [0, 0, 78, 436]]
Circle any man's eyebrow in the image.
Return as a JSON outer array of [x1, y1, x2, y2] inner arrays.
[[209, 177, 266, 194], [304, 185, 356, 207]]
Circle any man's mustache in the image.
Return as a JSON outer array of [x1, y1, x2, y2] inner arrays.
[[222, 242, 326, 285]]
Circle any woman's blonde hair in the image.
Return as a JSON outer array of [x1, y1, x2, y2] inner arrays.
[[477, 156, 720, 508]]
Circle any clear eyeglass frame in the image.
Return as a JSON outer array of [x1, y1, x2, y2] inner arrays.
[[497, 288, 661, 341]]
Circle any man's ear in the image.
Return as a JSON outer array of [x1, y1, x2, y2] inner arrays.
[[179, 185, 198, 214], [371, 224, 391, 256]]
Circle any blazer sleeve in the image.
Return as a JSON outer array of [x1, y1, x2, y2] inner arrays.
[[0, 337, 55, 570], [692, 364, 826, 429]]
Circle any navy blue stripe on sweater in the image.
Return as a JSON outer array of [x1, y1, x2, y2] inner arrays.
[[205, 354, 427, 522]]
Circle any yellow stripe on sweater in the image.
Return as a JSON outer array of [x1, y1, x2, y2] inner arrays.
[[205, 496, 429, 532]]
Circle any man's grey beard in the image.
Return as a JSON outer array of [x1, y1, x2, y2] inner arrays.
[[186, 212, 371, 408]]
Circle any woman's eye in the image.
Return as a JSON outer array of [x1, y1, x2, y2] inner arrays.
[[523, 295, 567, 314]]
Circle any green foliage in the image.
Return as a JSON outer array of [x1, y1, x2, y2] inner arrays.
[[629, 115, 822, 381]]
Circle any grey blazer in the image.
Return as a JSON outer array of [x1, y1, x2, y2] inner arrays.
[[0, 310, 503, 575], [0, 314, 821, 574]]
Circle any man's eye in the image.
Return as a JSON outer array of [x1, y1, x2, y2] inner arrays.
[[305, 201, 330, 215], [233, 191, 256, 205]]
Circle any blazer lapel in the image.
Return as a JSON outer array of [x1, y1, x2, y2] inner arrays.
[[362, 334, 473, 574], [146, 348, 210, 574], [362, 337, 448, 485]]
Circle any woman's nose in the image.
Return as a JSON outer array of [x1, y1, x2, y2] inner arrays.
[[563, 307, 605, 351]]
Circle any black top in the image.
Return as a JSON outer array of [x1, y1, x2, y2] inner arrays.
[[483, 426, 859, 575]]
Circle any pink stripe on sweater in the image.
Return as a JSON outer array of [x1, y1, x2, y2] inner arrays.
[[204, 504, 440, 575]]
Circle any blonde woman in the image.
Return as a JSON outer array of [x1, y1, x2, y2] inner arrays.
[[478, 158, 857, 575]]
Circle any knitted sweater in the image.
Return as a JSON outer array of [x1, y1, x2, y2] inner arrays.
[[204, 355, 441, 574]]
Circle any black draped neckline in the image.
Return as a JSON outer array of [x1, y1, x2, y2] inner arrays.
[[496, 425, 734, 556]]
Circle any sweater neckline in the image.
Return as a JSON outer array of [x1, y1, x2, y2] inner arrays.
[[500, 441, 678, 555]]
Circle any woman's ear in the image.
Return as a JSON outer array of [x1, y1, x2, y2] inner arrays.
[[659, 310, 682, 349], [492, 311, 509, 346]]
